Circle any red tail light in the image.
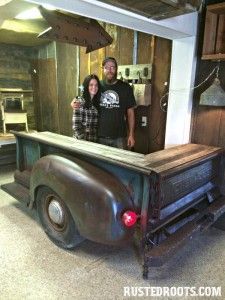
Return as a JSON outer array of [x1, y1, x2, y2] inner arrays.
[[122, 210, 137, 227]]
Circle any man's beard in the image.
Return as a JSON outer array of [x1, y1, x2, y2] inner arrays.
[[105, 73, 117, 84]]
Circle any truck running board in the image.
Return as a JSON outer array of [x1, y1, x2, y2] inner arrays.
[[1, 182, 30, 205], [143, 196, 225, 278]]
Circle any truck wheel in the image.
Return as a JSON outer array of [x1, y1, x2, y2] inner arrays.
[[36, 186, 84, 249]]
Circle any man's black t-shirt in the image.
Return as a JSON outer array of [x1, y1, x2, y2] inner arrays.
[[98, 80, 136, 139]]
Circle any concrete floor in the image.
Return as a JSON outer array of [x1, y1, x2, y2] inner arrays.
[[0, 165, 225, 300]]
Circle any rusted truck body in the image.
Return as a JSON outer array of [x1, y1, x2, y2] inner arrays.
[[2, 131, 225, 278]]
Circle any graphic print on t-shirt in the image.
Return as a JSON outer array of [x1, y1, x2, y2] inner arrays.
[[100, 90, 120, 109]]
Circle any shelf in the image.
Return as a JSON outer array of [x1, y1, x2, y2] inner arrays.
[[202, 3, 225, 60], [207, 2, 225, 14], [0, 88, 33, 93], [201, 53, 225, 61]]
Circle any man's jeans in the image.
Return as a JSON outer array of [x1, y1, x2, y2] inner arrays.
[[98, 137, 127, 149]]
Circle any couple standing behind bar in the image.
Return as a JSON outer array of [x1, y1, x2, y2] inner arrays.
[[71, 57, 136, 150]]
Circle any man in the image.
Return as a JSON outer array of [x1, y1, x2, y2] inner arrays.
[[71, 57, 136, 149]]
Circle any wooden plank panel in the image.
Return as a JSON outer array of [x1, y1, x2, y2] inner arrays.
[[202, 11, 218, 55], [146, 146, 216, 169], [13, 131, 223, 176], [119, 27, 134, 65], [56, 43, 79, 136], [218, 108, 225, 148], [216, 14, 225, 54], [145, 143, 198, 160], [13, 131, 149, 174], [0, 44, 35, 90], [134, 33, 153, 153], [137, 32, 152, 64], [35, 59, 59, 133], [202, 53, 225, 60], [191, 61, 225, 147], [192, 106, 221, 146], [134, 106, 151, 154], [105, 24, 120, 61], [152, 149, 222, 174], [31, 60, 42, 131], [149, 37, 172, 153], [90, 47, 105, 79], [79, 47, 90, 85], [207, 2, 225, 14]]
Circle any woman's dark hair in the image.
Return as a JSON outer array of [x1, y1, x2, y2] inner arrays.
[[82, 74, 101, 109]]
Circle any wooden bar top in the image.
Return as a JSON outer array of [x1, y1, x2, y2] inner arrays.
[[12, 131, 224, 176]]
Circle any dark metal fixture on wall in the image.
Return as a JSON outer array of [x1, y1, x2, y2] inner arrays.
[[38, 6, 113, 53], [200, 65, 225, 106]]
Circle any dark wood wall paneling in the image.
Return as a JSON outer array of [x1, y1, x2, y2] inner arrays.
[[0, 43, 36, 89], [31, 42, 78, 135], [31, 58, 59, 133], [0, 43, 37, 130], [150, 37, 171, 152], [191, 0, 225, 147], [191, 61, 225, 147], [56, 43, 79, 136], [134, 32, 153, 154]]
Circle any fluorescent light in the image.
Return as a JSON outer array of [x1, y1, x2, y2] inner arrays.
[[15, 7, 42, 20]]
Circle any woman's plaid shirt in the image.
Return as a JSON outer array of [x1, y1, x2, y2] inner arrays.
[[72, 102, 98, 142]]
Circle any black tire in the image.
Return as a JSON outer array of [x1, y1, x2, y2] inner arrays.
[[36, 186, 84, 249]]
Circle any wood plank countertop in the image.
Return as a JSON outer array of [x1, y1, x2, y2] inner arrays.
[[12, 131, 224, 176]]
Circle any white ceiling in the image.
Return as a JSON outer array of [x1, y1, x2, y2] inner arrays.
[[0, 0, 198, 47]]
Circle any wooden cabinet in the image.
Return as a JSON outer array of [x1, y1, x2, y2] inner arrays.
[[202, 2, 225, 60]]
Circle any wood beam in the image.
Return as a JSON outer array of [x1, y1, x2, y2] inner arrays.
[[159, 0, 186, 8]]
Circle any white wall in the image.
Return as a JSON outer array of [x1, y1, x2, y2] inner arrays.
[[165, 36, 197, 148]]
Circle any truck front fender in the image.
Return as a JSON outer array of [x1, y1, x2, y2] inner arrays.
[[30, 154, 135, 245]]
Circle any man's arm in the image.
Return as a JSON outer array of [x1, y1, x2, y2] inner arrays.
[[127, 107, 135, 148]]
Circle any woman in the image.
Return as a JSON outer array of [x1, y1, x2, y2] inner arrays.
[[72, 74, 101, 142]]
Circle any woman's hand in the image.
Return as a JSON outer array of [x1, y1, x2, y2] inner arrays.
[[71, 98, 81, 109]]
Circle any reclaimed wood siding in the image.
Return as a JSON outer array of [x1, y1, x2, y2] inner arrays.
[[191, 60, 225, 147], [32, 42, 79, 135], [31, 58, 59, 132], [56, 43, 79, 136], [149, 37, 171, 153], [0, 43, 37, 130], [191, 0, 225, 147]]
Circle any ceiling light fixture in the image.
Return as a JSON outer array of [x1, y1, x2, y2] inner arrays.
[[15, 4, 56, 20], [199, 64, 225, 107], [15, 7, 42, 20]]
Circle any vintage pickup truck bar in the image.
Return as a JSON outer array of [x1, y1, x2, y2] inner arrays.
[[2, 131, 225, 278]]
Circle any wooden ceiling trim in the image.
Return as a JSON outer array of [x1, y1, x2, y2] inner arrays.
[[98, 0, 201, 20]]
